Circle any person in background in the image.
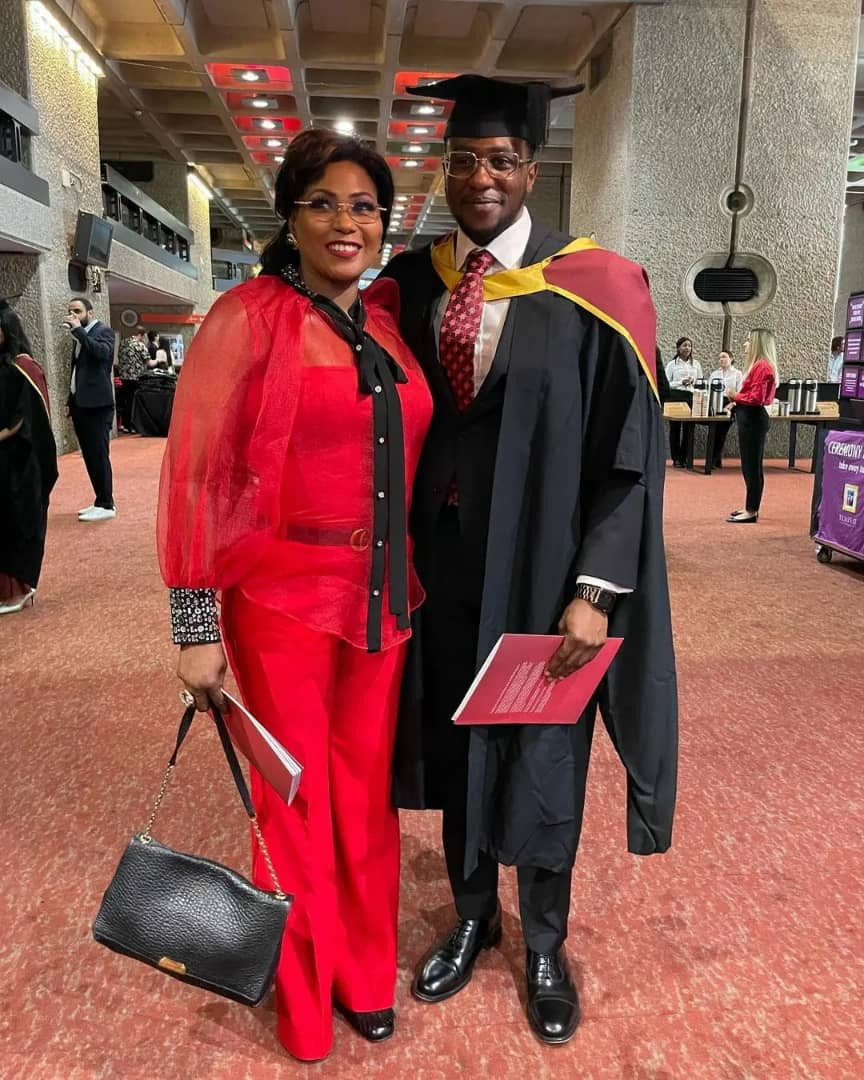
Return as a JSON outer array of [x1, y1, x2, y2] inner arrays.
[[154, 336, 173, 371], [116, 326, 151, 432], [707, 349, 743, 468], [65, 297, 117, 522], [726, 329, 779, 523], [159, 128, 432, 1062], [146, 330, 159, 362], [665, 336, 702, 467], [827, 336, 844, 383], [656, 346, 671, 404], [0, 303, 58, 614]]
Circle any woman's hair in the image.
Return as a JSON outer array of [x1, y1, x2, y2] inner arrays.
[[0, 304, 33, 364], [720, 349, 734, 362], [260, 128, 394, 277], [831, 336, 844, 353], [675, 336, 692, 355], [157, 335, 172, 354], [745, 328, 779, 379]]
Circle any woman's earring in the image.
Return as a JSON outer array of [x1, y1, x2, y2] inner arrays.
[[287, 232, 298, 248]]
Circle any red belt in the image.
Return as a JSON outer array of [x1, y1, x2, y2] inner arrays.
[[281, 523, 371, 551]]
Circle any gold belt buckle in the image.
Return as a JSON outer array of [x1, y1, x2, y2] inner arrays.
[[349, 528, 370, 551]]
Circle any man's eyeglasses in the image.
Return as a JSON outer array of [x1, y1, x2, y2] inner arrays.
[[443, 151, 535, 180], [294, 197, 387, 224]]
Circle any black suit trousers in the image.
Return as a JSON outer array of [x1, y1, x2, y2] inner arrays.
[[71, 401, 114, 508], [735, 404, 770, 512], [422, 506, 572, 953]]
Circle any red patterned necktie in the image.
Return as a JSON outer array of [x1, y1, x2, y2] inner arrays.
[[438, 247, 495, 410]]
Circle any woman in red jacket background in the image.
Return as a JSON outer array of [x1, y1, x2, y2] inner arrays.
[[157, 129, 432, 1061], [725, 328, 779, 523]]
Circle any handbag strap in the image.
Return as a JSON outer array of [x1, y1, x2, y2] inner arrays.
[[141, 703, 286, 899]]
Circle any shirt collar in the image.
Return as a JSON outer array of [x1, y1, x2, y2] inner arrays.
[[454, 208, 532, 273], [81, 319, 97, 335]]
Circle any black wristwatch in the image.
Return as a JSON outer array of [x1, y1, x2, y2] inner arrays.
[[574, 583, 617, 616]]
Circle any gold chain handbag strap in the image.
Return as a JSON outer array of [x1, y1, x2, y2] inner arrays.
[[140, 704, 287, 900]]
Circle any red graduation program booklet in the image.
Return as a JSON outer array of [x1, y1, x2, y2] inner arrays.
[[452, 634, 623, 726], [221, 690, 303, 805]]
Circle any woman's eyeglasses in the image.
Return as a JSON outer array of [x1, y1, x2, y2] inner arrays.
[[294, 197, 387, 224], [443, 151, 535, 180]]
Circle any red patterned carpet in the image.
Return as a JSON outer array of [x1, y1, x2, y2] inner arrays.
[[1, 437, 862, 1079]]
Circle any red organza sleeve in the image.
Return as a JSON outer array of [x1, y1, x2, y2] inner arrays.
[[157, 290, 272, 589]]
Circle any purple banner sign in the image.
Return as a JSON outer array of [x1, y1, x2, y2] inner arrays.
[[859, 369, 864, 401], [816, 430, 864, 557], [846, 330, 863, 364], [848, 294, 864, 330], [841, 366, 860, 398]]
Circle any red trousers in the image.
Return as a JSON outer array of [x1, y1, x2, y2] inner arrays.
[[221, 590, 405, 1061]]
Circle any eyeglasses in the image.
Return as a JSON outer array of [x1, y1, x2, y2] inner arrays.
[[443, 151, 535, 180], [294, 197, 387, 224]]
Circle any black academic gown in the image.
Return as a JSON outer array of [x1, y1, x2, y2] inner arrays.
[[381, 222, 678, 876], [0, 359, 58, 587]]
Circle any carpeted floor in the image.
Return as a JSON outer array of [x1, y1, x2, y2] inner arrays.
[[1, 437, 862, 1079]]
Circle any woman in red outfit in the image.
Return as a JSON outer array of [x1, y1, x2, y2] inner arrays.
[[725, 328, 779, 523], [157, 129, 432, 1061]]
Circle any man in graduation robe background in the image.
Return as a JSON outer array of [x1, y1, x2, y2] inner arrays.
[[376, 75, 678, 1045]]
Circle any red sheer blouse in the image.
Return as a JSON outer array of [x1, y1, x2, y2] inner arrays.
[[157, 276, 432, 651], [734, 357, 776, 407]]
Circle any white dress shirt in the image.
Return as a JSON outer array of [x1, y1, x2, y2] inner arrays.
[[665, 356, 703, 389], [434, 209, 629, 597]]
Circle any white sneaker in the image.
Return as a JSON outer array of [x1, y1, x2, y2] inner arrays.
[[78, 505, 94, 517], [78, 506, 117, 522]]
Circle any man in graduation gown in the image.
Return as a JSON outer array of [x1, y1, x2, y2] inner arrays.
[[377, 75, 677, 1045]]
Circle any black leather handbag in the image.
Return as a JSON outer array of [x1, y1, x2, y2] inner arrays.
[[92, 704, 293, 1006]]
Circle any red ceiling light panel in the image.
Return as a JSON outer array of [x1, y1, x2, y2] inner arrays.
[[224, 91, 295, 112], [393, 72, 457, 97], [388, 119, 446, 140], [242, 135, 295, 150], [386, 156, 440, 172], [206, 64, 293, 92], [233, 116, 303, 134]]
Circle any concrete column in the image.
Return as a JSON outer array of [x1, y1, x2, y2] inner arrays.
[[835, 201, 864, 335], [570, 0, 860, 383], [0, 0, 109, 451]]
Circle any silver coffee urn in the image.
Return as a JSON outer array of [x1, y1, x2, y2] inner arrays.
[[803, 378, 819, 414], [709, 378, 726, 416], [787, 378, 802, 414]]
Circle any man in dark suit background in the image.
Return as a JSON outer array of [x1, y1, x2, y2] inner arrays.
[[64, 296, 117, 521]]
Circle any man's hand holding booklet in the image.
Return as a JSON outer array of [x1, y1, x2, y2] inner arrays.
[[452, 634, 623, 726]]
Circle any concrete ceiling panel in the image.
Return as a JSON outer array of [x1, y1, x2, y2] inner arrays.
[[304, 68, 382, 95], [497, 4, 612, 71], [295, 0, 386, 64], [308, 96, 379, 120], [111, 61, 202, 89], [400, 2, 503, 68], [199, 0, 271, 29], [137, 90, 214, 113], [78, 0, 167, 25], [101, 22, 186, 59]]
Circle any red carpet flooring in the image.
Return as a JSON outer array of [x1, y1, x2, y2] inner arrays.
[[1, 437, 863, 1079]]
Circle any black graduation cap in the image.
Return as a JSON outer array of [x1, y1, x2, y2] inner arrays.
[[408, 74, 584, 147]]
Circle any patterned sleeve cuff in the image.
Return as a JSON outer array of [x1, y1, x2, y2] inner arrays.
[[169, 587, 221, 645]]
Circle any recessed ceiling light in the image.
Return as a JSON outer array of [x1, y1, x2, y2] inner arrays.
[[334, 119, 355, 135], [395, 195, 409, 203], [251, 98, 272, 109], [408, 126, 433, 135], [405, 143, 425, 153], [274, 155, 284, 163], [265, 138, 283, 148], [258, 119, 278, 130], [411, 103, 442, 116], [402, 159, 422, 168], [241, 70, 261, 82]]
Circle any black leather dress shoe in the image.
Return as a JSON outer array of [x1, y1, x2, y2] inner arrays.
[[412, 905, 502, 1003], [525, 948, 581, 1045], [335, 1004, 395, 1043]]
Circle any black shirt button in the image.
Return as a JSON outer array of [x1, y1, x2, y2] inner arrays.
[[432, 485, 442, 495], [377, 490, 385, 499]]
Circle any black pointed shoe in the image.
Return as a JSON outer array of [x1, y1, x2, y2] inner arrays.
[[335, 1004, 395, 1043], [412, 904, 503, 1003], [525, 948, 581, 1045]]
